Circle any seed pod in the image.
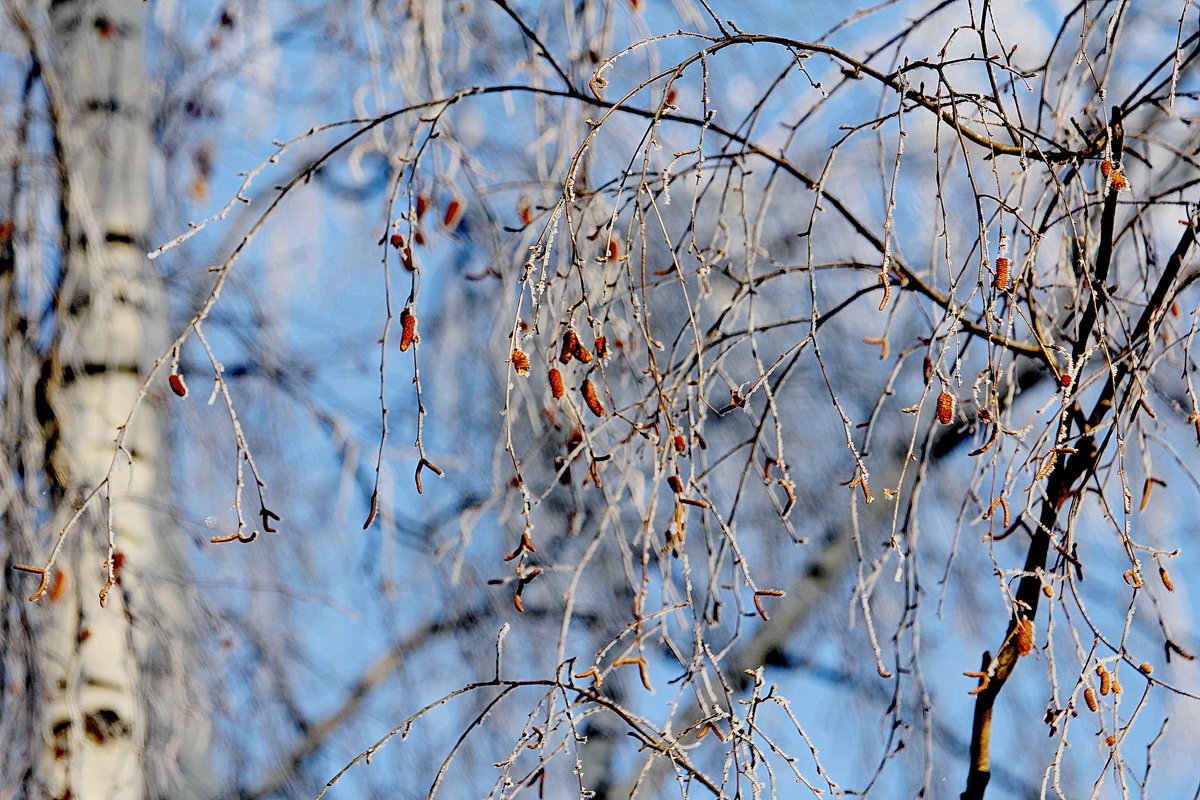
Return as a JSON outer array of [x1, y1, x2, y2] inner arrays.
[[581, 379, 604, 417], [667, 475, 683, 494], [415, 194, 429, 219], [936, 391, 955, 424], [1084, 687, 1098, 712], [399, 307, 417, 351], [1104, 735, 1116, 747], [168, 373, 188, 398], [1139, 662, 1153, 675], [595, 336, 608, 358], [574, 342, 593, 363], [994, 256, 1010, 290], [548, 368, 565, 399], [510, 349, 530, 375], [389, 233, 405, 249], [560, 329, 579, 364], [673, 434, 686, 453], [1097, 664, 1111, 696], [1159, 566, 1175, 591], [1016, 618, 1034, 656]]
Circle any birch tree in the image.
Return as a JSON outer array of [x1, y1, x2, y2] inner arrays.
[[2, 1, 200, 797]]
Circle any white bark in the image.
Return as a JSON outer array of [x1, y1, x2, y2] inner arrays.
[[28, 1, 200, 797]]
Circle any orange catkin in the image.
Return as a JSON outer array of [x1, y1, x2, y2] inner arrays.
[[581, 379, 604, 417], [49, 570, 67, 602], [936, 391, 955, 424], [1159, 566, 1175, 592], [399, 307, 417, 351], [548, 368, 565, 399], [510, 349, 530, 375], [1016, 618, 1034, 656], [443, 198, 463, 228], [994, 256, 1010, 290]]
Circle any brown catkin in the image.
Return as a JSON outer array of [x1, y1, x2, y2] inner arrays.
[[1159, 566, 1175, 592], [581, 379, 604, 417], [399, 307, 417, 351], [936, 391, 955, 424], [1097, 664, 1111, 696], [548, 368, 565, 399], [560, 329, 579, 364], [443, 198, 463, 228], [510, 349, 530, 375], [994, 256, 1010, 290], [1016, 618, 1034, 656], [1084, 687, 1098, 712]]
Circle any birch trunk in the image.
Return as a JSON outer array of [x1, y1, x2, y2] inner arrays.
[[4, 1, 201, 797]]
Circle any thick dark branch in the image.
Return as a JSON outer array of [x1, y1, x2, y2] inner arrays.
[[1071, 108, 1124, 365], [961, 210, 1197, 800]]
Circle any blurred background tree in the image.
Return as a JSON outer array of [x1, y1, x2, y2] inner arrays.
[[3, 1, 1200, 799]]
